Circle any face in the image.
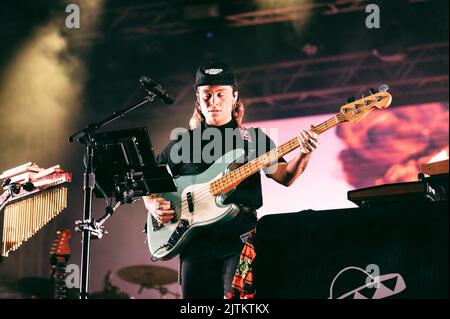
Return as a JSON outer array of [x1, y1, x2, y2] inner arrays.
[[197, 85, 235, 126]]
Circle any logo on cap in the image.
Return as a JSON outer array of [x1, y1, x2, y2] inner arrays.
[[204, 68, 223, 75]]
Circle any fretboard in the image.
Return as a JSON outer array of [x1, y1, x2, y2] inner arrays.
[[53, 265, 68, 299], [209, 113, 344, 195]]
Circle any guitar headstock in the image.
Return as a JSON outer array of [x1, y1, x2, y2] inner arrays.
[[50, 229, 71, 266], [338, 85, 392, 124]]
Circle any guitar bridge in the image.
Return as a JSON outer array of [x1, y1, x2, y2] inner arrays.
[[167, 219, 190, 247]]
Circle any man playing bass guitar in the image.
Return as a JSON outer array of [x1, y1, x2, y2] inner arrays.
[[143, 62, 319, 299]]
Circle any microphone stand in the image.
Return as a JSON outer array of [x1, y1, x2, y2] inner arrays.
[[69, 93, 156, 299]]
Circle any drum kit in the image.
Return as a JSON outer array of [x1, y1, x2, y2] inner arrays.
[[4, 265, 180, 299]]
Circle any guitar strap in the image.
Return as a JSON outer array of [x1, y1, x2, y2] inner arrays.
[[238, 125, 258, 162], [238, 125, 253, 144]]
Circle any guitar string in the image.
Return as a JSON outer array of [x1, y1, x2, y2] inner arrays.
[[174, 101, 376, 215], [179, 111, 342, 201], [172, 134, 296, 209], [172, 120, 333, 216], [176, 132, 313, 212], [172, 150, 290, 216], [167, 99, 381, 218], [175, 142, 294, 211]]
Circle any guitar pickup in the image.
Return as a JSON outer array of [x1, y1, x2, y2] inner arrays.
[[186, 192, 194, 213]]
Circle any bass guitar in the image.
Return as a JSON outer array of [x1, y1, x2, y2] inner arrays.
[[147, 86, 392, 260]]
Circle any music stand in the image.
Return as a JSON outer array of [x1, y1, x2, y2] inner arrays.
[[92, 127, 176, 200], [73, 127, 177, 298]]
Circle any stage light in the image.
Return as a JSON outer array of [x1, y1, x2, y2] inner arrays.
[[253, 0, 314, 32], [0, 0, 104, 170], [183, 3, 220, 20]]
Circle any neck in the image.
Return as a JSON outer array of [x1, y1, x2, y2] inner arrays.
[[205, 117, 235, 128]]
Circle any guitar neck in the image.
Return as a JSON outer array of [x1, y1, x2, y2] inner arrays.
[[53, 264, 68, 299], [210, 114, 344, 195], [49, 229, 72, 299]]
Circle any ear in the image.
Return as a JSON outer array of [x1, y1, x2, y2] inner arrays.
[[233, 91, 239, 104]]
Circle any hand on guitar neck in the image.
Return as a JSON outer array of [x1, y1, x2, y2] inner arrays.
[[298, 126, 320, 155]]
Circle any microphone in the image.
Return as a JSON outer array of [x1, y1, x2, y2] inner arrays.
[[139, 76, 175, 105]]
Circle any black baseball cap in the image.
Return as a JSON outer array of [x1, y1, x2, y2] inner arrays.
[[194, 62, 237, 88]]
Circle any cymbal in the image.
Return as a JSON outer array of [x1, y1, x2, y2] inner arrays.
[[117, 265, 178, 287]]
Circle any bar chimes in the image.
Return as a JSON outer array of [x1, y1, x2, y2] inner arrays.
[[0, 163, 71, 257]]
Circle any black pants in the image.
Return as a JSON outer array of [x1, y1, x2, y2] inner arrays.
[[179, 210, 256, 299], [180, 251, 241, 299]]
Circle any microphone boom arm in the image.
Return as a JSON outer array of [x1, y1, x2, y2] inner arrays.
[[69, 94, 156, 143]]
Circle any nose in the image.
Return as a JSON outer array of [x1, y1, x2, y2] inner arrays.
[[209, 95, 216, 106]]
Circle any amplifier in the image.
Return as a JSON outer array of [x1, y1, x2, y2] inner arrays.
[[255, 201, 448, 299], [347, 174, 448, 207]]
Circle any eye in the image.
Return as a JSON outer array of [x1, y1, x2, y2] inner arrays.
[[202, 93, 211, 100]]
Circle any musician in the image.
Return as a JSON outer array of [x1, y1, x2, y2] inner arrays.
[[143, 62, 319, 299]]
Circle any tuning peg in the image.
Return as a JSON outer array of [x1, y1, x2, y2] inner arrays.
[[378, 84, 389, 92], [346, 96, 356, 103], [368, 88, 376, 95]]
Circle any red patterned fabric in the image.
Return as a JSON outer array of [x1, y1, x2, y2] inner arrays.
[[226, 230, 256, 299]]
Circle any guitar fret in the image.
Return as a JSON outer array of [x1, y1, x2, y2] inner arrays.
[[153, 91, 392, 260], [210, 112, 345, 195]]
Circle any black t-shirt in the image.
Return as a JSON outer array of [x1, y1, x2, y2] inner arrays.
[[156, 118, 286, 255]]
